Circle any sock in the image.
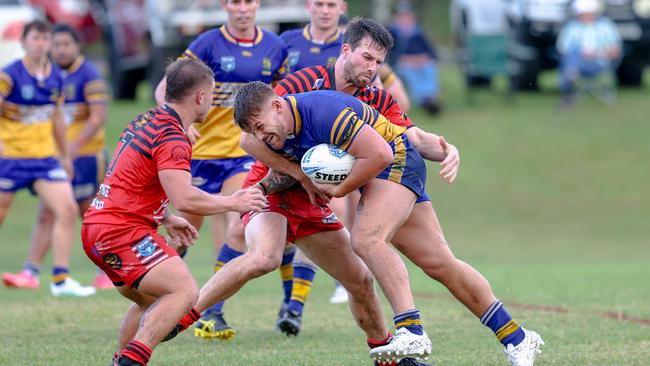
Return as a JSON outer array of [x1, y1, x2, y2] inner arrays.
[[280, 246, 296, 304], [23, 261, 40, 277], [367, 332, 392, 349], [179, 308, 201, 331], [120, 340, 151, 366], [52, 266, 69, 285], [204, 243, 243, 315], [287, 263, 317, 314], [394, 309, 423, 335], [481, 299, 525, 347]]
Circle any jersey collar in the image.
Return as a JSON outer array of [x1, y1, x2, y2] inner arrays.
[[64, 56, 84, 74], [303, 24, 341, 45], [22, 57, 52, 81], [162, 104, 186, 133], [220, 25, 264, 47], [283, 96, 302, 139]]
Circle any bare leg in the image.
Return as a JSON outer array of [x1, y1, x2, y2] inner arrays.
[[296, 229, 387, 340], [194, 212, 287, 312], [26, 202, 54, 266], [32, 180, 78, 268], [392, 202, 496, 317], [0, 191, 16, 225], [351, 179, 417, 315], [116, 256, 198, 349]]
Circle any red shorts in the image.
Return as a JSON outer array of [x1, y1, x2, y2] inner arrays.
[[81, 224, 178, 288], [242, 162, 343, 242]]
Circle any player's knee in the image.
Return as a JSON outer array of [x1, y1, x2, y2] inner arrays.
[[52, 200, 79, 224], [247, 252, 281, 277]]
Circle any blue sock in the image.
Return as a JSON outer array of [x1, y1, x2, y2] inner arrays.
[[23, 261, 40, 277], [280, 246, 296, 305], [52, 266, 69, 285], [394, 309, 423, 335], [481, 300, 525, 347], [287, 263, 317, 314], [204, 244, 243, 315]]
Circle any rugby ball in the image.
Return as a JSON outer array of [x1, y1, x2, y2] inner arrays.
[[301, 144, 356, 184]]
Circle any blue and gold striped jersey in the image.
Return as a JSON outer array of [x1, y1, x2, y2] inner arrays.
[[61, 56, 109, 156], [275, 90, 406, 162], [181, 25, 289, 159], [0, 58, 63, 158], [280, 25, 342, 70]]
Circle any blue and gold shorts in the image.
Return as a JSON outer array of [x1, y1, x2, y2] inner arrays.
[[72, 151, 107, 201], [191, 156, 256, 194], [0, 157, 68, 194], [376, 135, 430, 203]]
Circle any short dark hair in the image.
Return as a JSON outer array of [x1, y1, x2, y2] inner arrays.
[[165, 58, 214, 103], [52, 23, 80, 44], [343, 17, 394, 53], [233, 81, 276, 131], [22, 20, 51, 40]]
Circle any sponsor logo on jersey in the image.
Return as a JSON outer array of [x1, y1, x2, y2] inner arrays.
[[136, 237, 156, 257], [322, 213, 339, 224], [21, 85, 35, 100], [312, 78, 324, 90], [64, 84, 76, 100], [221, 56, 236, 72], [288, 50, 301, 67], [262, 57, 272, 76], [103, 253, 122, 270]]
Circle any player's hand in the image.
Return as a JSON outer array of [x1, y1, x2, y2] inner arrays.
[[163, 214, 199, 249], [59, 156, 74, 179], [312, 182, 342, 199], [230, 185, 268, 212], [298, 176, 331, 204], [438, 136, 459, 184], [186, 124, 202, 145]]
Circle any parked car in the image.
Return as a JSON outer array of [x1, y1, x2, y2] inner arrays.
[[452, 0, 650, 90], [0, 0, 39, 68]]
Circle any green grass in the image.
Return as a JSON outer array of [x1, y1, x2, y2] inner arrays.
[[1, 68, 650, 365]]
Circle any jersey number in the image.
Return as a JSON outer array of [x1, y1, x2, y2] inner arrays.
[[106, 131, 134, 176]]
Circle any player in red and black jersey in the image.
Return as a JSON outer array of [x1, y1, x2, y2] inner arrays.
[[81, 59, 266, 366]]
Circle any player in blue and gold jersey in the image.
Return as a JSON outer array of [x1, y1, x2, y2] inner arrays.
[[280, 0, 346, 71], [0, 20, 95, 297], [237, 80, 544, 365], [154, 0, 289, 340], [3, 24, 111, 292]]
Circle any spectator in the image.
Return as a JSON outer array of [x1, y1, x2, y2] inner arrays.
[[388, 0, 440, 114], [556, 0, 621, 106]]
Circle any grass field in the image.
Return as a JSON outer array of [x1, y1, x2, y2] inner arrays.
[[1, 68, 649, 366]]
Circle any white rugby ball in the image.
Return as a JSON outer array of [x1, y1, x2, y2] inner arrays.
[[301, 144, 356, 184]]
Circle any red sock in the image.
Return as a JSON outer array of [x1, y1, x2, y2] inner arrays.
[[179, 308, 201, 330], [120, 340, 152, 365], [367, 332, 392, 349]]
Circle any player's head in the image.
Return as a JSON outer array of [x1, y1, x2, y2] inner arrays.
[[340, 17, 394, 88], [51, 23, 81, 69], [165, 58, 215, 123], [21, 20, 52, 61], [234, 81, 289, 149], [305, 0, 347, 32], [221, 0, 260, 33]]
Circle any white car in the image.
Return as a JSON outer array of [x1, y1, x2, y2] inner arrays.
[[0, 0, 39, 68]]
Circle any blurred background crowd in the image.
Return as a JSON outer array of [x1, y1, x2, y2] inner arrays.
[[3, 0, 647, 109]]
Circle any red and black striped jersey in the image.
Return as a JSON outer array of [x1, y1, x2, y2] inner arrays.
[[83, 105, 192, 231], [274, 65, 413, 128]]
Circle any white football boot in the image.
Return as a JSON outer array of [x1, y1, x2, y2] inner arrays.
[[50, 277, 97, 297], [329, 283, 349, 304], [503, 328, 544, 366], [369, 328, 432, 364]]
